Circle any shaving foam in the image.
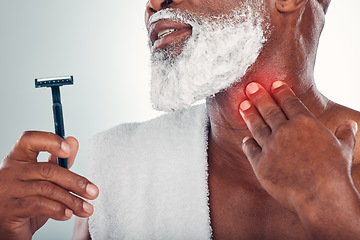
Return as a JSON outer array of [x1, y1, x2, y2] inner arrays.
[[149, 1, 269, 112]]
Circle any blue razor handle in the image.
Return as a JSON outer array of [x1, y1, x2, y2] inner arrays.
[[35, 76, 73, 169], [51, 86, 68, 169]]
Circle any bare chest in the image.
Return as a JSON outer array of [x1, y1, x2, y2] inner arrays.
[[208, 164, 360, 240], [208, 177, 308, 240]]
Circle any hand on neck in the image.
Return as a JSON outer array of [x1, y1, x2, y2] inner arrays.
[[206, 67, 330, 183]]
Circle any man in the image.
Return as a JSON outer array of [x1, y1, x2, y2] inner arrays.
[[0, 0, 359, 240], [81, 0, 360, 238]]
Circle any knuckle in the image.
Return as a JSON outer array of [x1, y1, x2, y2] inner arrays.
[[74, 176, 88, 192], [70, 196, 84, 212], [254, 124, 271, 138], [342, 127, 354, 137], [18, 131, 34, 147], [282, 97, 301, 110], [19, 131, 33, 141], [264, 107, 283, 122], [46, 132, 64, 153], [39, 163, 56, 179], [46, 201, 65, 218], [52, 136, 63, 151], [15, 197, 29, 209], [273, 123, 293, 142], [276, 122, 289, 133], [247, 144, 261, 161], [21, 163, 36, 175], [40, 181, 56, 196]]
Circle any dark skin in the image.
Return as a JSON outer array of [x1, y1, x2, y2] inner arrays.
[[74, 0, 360, 239], [208, 82, 360, 239], [146, 0, 360, 239], [2, 0, 360, 239], [0, 133, 99, 240]]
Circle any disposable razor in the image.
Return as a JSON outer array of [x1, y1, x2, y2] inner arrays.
[[35, 76, 74, 169]]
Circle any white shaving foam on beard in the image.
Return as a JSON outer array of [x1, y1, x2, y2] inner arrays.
[[149, 1, 269, 112]]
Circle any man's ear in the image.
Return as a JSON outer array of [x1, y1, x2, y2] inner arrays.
[[275, 0, 308, 13]]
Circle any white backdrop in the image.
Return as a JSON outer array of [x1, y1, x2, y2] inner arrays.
[[0, 0, 359, 239]]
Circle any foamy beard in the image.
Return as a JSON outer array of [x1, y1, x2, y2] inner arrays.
[[149, 4, 268, 112]]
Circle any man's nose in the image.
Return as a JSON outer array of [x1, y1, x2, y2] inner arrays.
[[145, 0, 182, 27], [147, 0, 182, 12]]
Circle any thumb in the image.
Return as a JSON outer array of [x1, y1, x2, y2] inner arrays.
[[335, 120, 358, 150], [242, 136, 262, 170], [48, 136, 79, 169]]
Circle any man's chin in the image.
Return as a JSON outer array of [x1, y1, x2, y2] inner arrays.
[[151, 96, 203, 112], [150, 80, 237, 112], [149, 4, 268, 112]]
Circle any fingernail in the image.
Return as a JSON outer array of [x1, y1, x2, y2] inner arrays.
[[86, 184, 99, 197], [247, 83, 259, 94], [61, 142, 71, 154], [240, 100, 251, 111], [65, 209, 73, 218], [83, 202, 94, 214], [351, 121, 358, 133], [242, 136, 251, 143], [272, 81, 284, 89]]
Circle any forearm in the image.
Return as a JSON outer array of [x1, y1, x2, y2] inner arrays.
[[294, 180, 360, 239]]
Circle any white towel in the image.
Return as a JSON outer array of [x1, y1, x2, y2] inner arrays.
[[88, 104, 212, 239]]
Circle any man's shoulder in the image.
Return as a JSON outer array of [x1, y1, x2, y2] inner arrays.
[[328, 103, 360, 165], [324, 103, 360, 131], [333, 104, 360, 191], [328, 103, 360, 134], [332, 104, 360, 119]]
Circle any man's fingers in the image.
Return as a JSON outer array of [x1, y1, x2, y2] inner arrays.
[[48, 136, 79, 169], [18, 162, 99, 201], [66, 137, 79, 169], [11, 196, 73, 221], [242, 136, 262, 169], [270, 81, 312, 119], [9, 131, 71, 162], [17, 181, 93, 217], [244, 82, 287, 129], [240, 100, 271, 147], [335, 120, 358, 150]]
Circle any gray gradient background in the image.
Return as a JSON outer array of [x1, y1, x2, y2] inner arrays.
[[0, 0, 359, 239]]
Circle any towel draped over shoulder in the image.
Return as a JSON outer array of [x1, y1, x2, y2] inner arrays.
[[88, 104, 212, 239]]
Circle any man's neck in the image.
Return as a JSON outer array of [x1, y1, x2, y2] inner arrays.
[[206, 75, 330, 184]]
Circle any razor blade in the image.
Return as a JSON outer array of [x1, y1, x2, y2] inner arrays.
[[35, 75, 74, 169], [35, 76, 73, 88]]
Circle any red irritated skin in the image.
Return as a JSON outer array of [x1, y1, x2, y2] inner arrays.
[[148, 20, 192, 51], [206, 65, 287, 130]]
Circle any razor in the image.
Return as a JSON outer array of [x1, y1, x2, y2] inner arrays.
[[35, 76, 74, 169]]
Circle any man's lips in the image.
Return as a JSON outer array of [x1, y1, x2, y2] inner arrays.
[[149, 20, 192, 50]]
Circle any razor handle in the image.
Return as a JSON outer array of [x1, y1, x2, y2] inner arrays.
[[51, 86, 68, 169]]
